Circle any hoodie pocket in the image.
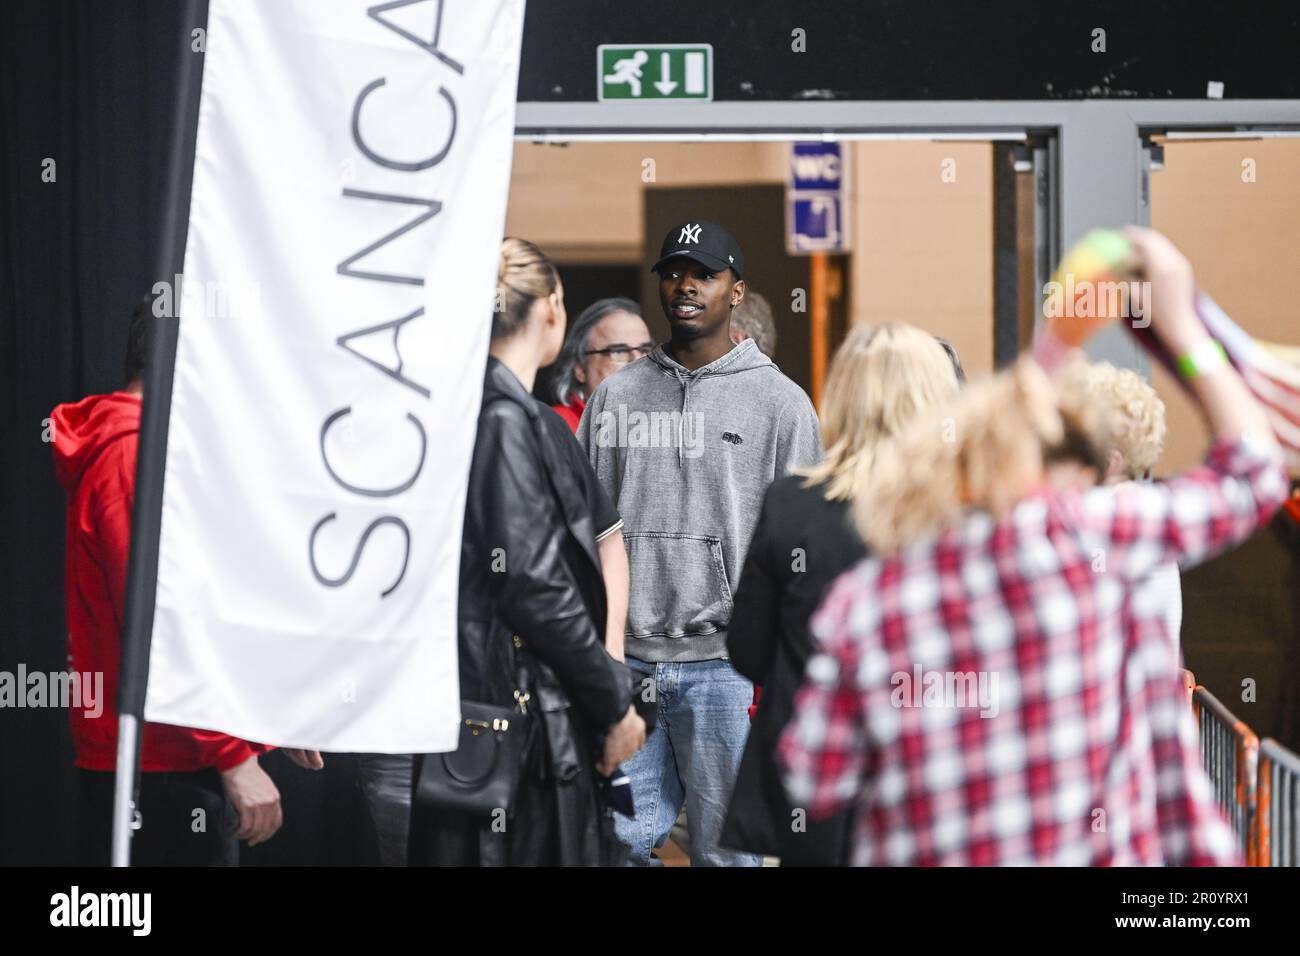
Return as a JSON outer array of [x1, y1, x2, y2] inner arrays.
[[624, 532, 733, 640]]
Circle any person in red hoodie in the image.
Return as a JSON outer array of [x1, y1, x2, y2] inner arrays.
[[51, 296, 284, 865]]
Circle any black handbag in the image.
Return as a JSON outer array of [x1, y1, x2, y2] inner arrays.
[[414, 641, 534, 819]]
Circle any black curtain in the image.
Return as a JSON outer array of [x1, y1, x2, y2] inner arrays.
[[0, 0, 371, 866]]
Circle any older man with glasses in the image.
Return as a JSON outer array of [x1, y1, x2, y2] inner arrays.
[[550, 297, 655, 432]]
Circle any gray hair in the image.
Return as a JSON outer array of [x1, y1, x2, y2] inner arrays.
[[553, 297, 642, 406], [731, 289, 776, 357]]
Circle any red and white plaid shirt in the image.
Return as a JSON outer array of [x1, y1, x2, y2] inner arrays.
[[779, 436, 1290, 866]]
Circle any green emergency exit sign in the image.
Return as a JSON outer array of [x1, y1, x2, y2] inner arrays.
[[597, 44, 713, 102]]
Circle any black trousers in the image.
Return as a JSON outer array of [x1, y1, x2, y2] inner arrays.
[[356, 753, 414, 866], [77, 768, 239, 866]]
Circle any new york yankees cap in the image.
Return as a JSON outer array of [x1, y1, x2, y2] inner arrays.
[[651, 220, 744, 280]]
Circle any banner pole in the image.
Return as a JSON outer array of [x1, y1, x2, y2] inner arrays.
[[109, 715, 140, 867], [112, 0, 210, 867]]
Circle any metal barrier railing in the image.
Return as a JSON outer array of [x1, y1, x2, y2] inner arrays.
[[1255, 738, 1300, 866], [1186, 682, 1300, 866], [1193, 686, 1259, 861]]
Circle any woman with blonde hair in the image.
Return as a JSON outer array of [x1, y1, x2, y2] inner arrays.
[[402, 237, 646, 866], [780, 229, 1290, 866], [720, 322, 961, 864], [854, 354, 1111, 554]]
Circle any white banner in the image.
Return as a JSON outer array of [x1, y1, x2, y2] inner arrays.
[[144, 0, 525, 752]]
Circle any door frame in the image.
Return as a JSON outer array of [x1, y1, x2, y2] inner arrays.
[[515, 99, 1300, 374]]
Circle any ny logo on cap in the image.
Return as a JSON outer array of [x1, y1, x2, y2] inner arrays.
[[678, 223, 702, 244]]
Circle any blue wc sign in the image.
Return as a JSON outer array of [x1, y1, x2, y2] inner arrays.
[[787, 142, 848, 253]]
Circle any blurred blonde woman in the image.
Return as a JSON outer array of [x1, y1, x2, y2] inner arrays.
[[780, 228, 1290, 865], [855, 355, 1110, 552], [720, 323, 961, 864]]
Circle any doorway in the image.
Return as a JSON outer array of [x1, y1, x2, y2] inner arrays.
[[505, 135, 1049, 402]]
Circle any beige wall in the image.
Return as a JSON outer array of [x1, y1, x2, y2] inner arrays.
[[504, 141, 787, 263], [1151, 139, 1300, 474], [506, 139, 997, 377], [847, 142, 994, 377]]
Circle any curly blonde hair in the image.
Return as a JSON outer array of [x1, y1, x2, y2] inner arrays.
[[1070, 361, 1167, 479], [855, 357, 1110, 553]]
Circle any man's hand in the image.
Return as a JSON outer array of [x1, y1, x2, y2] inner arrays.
[[282, 748, 324, 770], [219, 755, 283, 846], [597, 705, 646, 776]]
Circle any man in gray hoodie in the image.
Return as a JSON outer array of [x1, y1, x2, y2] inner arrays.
[[577, 221, 821, 865]]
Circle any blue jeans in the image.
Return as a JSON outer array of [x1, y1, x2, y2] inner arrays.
[[616, 657, 761, 867]]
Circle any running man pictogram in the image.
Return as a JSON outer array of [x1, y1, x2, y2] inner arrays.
[[604, 49, 648, 97]]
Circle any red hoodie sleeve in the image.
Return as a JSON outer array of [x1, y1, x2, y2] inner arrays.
[[100, 435, 273, 773], [96, 433, 137, 634], [188, 731, 269, 772]]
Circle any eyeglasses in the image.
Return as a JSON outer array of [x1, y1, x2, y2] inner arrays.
[[583, 343, 655, 364]]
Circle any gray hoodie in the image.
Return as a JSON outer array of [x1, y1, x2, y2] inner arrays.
[[577, 339, 822, 663]]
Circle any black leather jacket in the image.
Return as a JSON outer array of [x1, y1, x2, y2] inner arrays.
[[457, 357, 633, 731], [409, 357, 637, 866]]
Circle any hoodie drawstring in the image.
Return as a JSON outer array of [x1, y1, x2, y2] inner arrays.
[[678, 376, 690, 468]]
